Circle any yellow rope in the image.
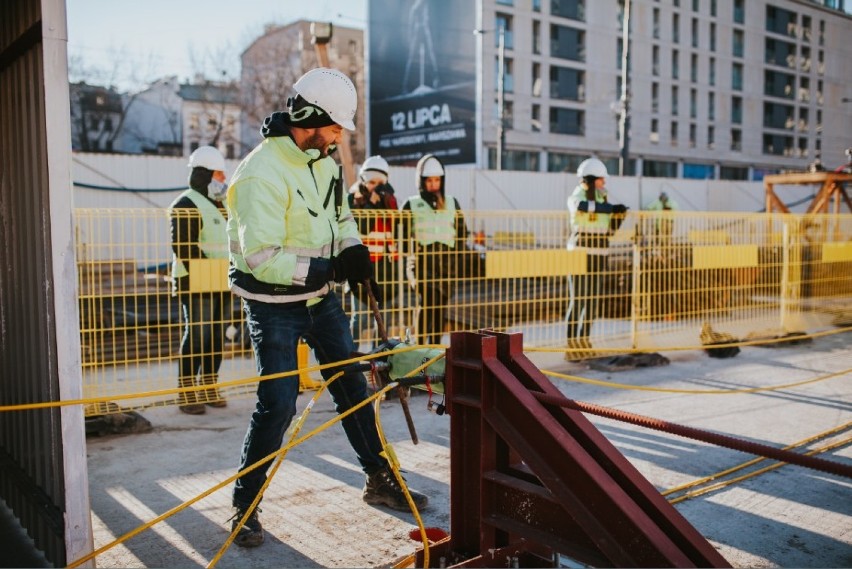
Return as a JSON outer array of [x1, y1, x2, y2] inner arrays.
[[542, 365, 851, 394], [207, 371, 341, 568], [67, 376, 387, 568]]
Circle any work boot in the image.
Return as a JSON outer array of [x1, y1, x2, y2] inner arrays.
[[229, 506, 263, 548], [564, 338, 595, 362], [363, 466, 428, 511]]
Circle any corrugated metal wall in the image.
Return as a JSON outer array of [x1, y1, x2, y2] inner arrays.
[[0, 0, 92, 566]]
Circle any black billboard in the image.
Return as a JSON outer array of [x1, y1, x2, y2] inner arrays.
[[367, 0, 476, 166]]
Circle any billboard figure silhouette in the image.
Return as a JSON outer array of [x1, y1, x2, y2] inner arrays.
[[401, 0, 440, 94]]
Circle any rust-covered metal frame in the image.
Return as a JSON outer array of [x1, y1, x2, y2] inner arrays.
[[422, 330, 729, 568]]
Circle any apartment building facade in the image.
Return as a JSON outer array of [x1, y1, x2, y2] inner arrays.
[[368, 0, 852, 180], [474, 0, 851, 179]]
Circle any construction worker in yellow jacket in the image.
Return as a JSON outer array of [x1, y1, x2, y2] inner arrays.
[[169, 145, 230, 414], [565, 157, 627, 361], [225, 68, 427, 549]]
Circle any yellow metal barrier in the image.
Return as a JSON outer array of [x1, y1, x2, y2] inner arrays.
[[74, 208, 852, 415]]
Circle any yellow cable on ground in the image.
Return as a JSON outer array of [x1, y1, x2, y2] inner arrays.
[[662, 422, 852, 498], [374, 386, 430, 569], [67, 377, 387, 568], [667, 436, 852, 505], [208, 371, 341, 569], [542, 365, 851, 395]]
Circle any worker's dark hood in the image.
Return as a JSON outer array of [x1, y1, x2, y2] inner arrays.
[[260, 111, 293, 138], [415, 153, 446, 207]]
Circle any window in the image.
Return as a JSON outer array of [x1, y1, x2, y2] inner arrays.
[[710, 22, 716, 51], [707, 126, 715, 149], [731, 96, 743, 124], [691, 18, 698, 47], [802, 15, 812, 42], [733, 29, 744, 57], [226, 144, 235, 159], [671, 121, 679, 146], [547, 152, 587, 172], [549, 107, 584, 135], [532, 104, 541, 132], [708, 92, 715, 120], [733, 0, 745, 23], [692, 0, 699, 12], [643, 160, 677, 177], [550, 24, 585, 61], [817, 80, 824, 105], [496, 14, 514, 49], [817, 50, 825, 75], [684, 163, 715, 178], [672, 13, 680, 43], [495, 57, 514, 92], [652, 82, 660, 113], [763, 102, 794, 130], [549, 66, 585, 101], [532, 63, 541, 96], [652, 45, 660, 75], [763, 134, 794, 156], [766, 5, 797, 37], [721, 165, 748, 179], [801, 46, 811, 72], [689, 123, 697, 147], [533, 0, 541, 11], [672, 85, 679, 115], [672, 49, 679, 79], [798, 108, 809, 132], [730, 129, 742, 151], [617, 38, 624, 69], [764, 69, 794, 99], [504, 101, 515, 129], [764, 37, 796, 67], [496, 0, 513, 4], [798, 77, 810, 103], [551, 0, 585, 21], [653, 8, 660, 39], [650, 118, 659, 142], [690, 53, 698, 82], [690, 88, 697, 118], [710, 0, 717, 17], [533, 20, 541, 54], [709, 57, 715, 85], [732, 63, 743, 91]]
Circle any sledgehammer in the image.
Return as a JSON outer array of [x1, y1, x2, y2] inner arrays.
[[364, 279, 419, 445]]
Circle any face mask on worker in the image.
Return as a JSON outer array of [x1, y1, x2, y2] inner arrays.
[[207, 179, 228, 201]]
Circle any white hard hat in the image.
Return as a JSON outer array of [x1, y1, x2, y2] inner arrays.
[[188, 145, 226, 172], [294, 67, 357, 131], [359, 155, 390, 181], [420, 156, 445, 178], [577, 157, 608, 179]]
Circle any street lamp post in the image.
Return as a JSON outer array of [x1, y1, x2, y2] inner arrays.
[[618, 0, 632, 176], [496, 25, 506, 171], [310, 22, 356, 186]]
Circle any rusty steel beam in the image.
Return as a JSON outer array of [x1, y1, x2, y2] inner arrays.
[[443, 330, 729, 568]]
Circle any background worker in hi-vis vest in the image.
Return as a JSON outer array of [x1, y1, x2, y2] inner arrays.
[[565, 157, 627, 361], [168, 145, 230, 414], [401, 153, 470, 346], [347, 155, 399, 344]]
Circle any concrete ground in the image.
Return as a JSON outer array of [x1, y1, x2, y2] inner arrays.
[[81, 331, 852, 568]]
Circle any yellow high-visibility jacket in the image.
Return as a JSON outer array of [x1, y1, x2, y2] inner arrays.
[[226, 136, 361, 303]]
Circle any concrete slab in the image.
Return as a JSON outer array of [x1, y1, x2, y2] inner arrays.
[[82, 331, 852, 568]]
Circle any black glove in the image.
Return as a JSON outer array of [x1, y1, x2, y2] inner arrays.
[[612, 204, 628, 215], [332, 244, 373, 287]]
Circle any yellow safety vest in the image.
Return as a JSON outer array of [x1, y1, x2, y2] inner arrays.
[[409, 196, 456, 248], [169, 189, 228, 279]]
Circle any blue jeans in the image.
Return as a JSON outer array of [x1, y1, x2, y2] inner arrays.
[[232, 292, 387, 508]]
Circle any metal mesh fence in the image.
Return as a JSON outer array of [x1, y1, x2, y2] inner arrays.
[[75, 208, 852, 415]]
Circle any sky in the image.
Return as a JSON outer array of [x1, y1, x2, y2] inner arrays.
[[66, 0, 367, 91]]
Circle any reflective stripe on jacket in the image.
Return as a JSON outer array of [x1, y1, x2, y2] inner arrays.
[[226, 136, 361, 303], [408, 196, 456, 247], [567, 184, 613, 256], [169, 188, 228, 279]]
